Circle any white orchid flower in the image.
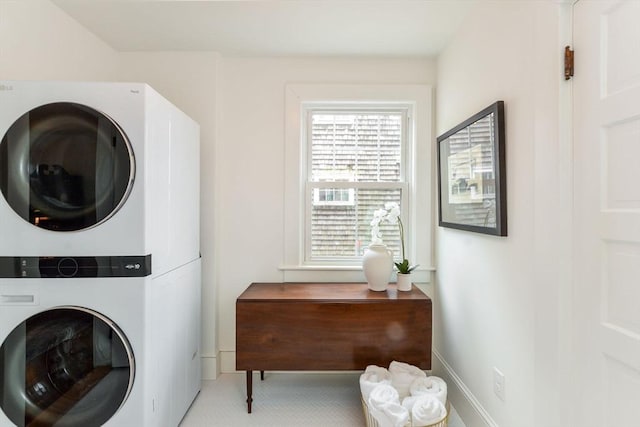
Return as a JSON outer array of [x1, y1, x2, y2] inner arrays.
[[370, 224, 383, 244], [385, 201, 400, 212], [373, 208, 387, 219], [368, 201, 416, 274], [383, 202, 401, 224]]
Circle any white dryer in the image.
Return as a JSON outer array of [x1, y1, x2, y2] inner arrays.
[[0, 82, 202, 427], [0, 258, 202, 427], [0, 81, 200, 277]]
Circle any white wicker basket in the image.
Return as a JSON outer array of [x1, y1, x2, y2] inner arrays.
[[361, 398, 449, 427]]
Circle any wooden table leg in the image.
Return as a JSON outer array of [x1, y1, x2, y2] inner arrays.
[[246, 370, 253, 413]]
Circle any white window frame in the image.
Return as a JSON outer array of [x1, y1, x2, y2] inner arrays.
[[282, 84, 433, 283], [304, 105, 410, 264]]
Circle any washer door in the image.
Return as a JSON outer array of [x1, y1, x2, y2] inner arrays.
[[0, 307, 135, 427], [0, 102, 135, 231]]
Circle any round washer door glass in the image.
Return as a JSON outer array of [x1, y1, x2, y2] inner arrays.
[[0, 102, 135, 231], [0, 307, 135, 427]]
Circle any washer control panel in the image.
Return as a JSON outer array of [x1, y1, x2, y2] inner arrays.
[[0, 255, 151, 278]]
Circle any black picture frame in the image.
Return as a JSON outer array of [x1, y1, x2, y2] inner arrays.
[[437, 101, 507, 236]]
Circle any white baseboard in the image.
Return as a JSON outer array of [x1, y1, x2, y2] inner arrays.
[[218, 351, 387, 375], [201, 354, 220, 380], [432, 349, 498, 427]]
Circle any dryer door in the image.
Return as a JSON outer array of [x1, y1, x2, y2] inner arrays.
[[0, 307, 135, 427], [0, 102, 134, 231]]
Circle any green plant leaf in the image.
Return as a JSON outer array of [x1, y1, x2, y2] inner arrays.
[[395, 259, 419, 274], [395, 259, 410, 273]]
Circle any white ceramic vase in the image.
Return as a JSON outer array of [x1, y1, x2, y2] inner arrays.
[[362, 243, 393, 291], [396, 273, 413, 291]]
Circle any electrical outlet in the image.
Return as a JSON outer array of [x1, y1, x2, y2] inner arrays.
[[493, 367, 506, 401]]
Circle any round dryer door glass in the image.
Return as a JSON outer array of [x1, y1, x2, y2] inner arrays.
[[0, 102, 134, 231], [0, 307, 135, 427]]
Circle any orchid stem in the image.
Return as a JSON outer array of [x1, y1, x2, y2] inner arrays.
[[398, 217, 405, 262]]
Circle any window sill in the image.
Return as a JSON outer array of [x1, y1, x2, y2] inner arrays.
[[279, 264, 363, 271], [278, 264, 435, 283]]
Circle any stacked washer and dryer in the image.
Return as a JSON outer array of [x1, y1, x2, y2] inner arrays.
[[0, 82, 202, 427]]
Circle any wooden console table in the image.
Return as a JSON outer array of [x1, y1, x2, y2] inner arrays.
[[236, 282, 432, 413]]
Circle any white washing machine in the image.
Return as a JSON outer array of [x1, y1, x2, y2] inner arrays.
[[0, 82, 202, 426], [0, 81, 200, 277], [0, 258, 202, 427]]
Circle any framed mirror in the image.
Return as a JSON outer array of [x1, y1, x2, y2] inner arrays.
[[437, 101, 506, 236]]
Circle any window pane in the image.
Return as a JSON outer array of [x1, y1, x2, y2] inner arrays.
[[313, 188, 354, 206], [309, 188, 402, 260], [310, 113, 402, 183]]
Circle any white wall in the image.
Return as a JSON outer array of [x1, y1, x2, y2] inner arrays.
[[435, 2, 566, 427], [216, 57, 436, 371], [0, 0, 119, 80]]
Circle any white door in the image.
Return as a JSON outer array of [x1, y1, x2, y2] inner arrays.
[[573, 0, 640, 425]]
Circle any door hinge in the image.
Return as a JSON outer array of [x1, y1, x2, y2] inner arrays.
[[564, 46, 574, 80]]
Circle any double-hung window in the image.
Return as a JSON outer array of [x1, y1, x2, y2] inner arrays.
[[305, 108, 408, 263], [283, 84, 432, 282]]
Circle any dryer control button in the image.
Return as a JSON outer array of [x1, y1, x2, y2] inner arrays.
[[58, 258, 79, 277]]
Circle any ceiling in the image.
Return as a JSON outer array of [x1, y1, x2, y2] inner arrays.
[[52, 0, 476, 57]]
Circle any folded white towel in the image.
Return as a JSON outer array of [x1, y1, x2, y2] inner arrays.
[[389, 361, 427, 399], [409, 376, 447, 405], [411, 395, 447, 426], [360, 365, 392, 400], [367, 384, 409, 427]]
